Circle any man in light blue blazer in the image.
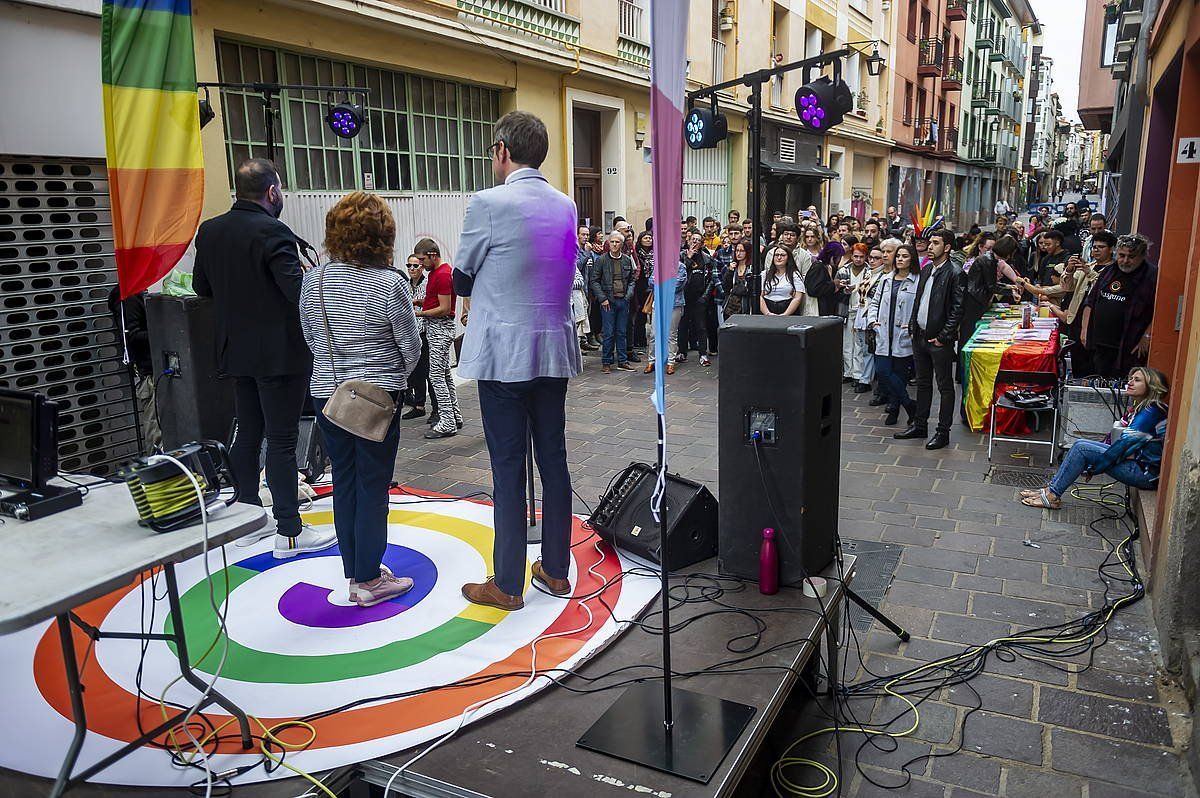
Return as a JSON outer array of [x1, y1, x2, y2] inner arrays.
[[453, 111, 582, 611]]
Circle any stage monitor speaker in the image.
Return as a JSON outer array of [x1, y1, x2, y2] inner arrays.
[[228, 416, 330, 484], [588, 462, 718, 570], [717, 315, 842, 584], [146, 294, 235, 450]]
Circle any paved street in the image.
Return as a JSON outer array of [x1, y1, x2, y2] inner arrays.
[[395, 350, 1191, 798]]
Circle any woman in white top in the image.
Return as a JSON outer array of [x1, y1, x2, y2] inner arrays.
[[759, 246, 806, 316]]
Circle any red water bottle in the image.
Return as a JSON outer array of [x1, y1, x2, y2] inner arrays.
[[759, 527, 779, 595]]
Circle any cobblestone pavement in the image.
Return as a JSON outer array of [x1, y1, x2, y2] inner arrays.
[[394, 350, 1192, 798]]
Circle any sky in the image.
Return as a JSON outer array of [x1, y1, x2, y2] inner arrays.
[[1028, 0, 1085, 122]]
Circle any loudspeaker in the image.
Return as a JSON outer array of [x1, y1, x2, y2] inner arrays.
[[228, 416, 330, 484], [588, 462, 718, 570], [146, 294, 236, 449], [717, 315, 842, 584]]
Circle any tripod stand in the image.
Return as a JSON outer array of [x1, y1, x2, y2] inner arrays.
[[845, 587, 909, 641], [831, 534, 909, 641]]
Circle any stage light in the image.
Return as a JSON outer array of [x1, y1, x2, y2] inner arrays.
[[326, 101, 365, 139], [198, 88, 215, 129], [683, 105, 728, 150], [795, 75, 854, 133]]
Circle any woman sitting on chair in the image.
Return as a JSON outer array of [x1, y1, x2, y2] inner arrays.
[[1021, 366, 1169, 509]]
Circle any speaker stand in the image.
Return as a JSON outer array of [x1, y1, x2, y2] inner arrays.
[[834, 536, 908, 642], [578, 417, 755, 782], [845, 587, 909, 641]]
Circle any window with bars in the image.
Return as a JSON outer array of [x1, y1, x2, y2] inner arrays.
[[215, 40, 501, 193]]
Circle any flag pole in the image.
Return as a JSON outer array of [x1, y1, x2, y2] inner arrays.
[[576, 0, 755, 782]]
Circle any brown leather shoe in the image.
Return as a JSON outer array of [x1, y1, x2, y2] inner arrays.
[[644, 360, 654, 374], [602, 364, 612, 374], [461, 577, 523, 611], [532, 560, 571, 596], [665, 362, 676, 375]]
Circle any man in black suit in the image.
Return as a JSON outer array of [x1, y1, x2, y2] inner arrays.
[[194, 159, 335, 558], [897, 228, 963, 450]]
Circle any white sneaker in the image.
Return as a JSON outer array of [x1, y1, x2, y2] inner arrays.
[[273, 523, 337, 559], [350, 573, 414, 607], [348, 565, 393, 601]]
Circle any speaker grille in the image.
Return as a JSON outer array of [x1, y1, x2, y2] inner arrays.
[[0, 156, 140, 476]]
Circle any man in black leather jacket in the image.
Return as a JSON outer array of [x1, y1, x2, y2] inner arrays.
[[194, 158, 334, 558], [897, 228, 964, 450]]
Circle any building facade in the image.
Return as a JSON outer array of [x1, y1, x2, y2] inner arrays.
[[886, 0, 1037, 230]]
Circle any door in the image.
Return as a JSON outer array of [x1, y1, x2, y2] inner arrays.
[[683, 141, 730, 222], [572, 109, 602, 226]]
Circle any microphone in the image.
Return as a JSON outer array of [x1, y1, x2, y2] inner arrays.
[[294, 234, 320, 270]]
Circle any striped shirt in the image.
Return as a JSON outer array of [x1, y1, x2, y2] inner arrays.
[[299, 262, 422, 398]]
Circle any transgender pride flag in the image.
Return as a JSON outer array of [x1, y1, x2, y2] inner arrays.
[[649, 0, 688, 415]]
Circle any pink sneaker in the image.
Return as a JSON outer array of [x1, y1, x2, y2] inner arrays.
[[350, 572, 414, 607], [348, 565, 393, 601]]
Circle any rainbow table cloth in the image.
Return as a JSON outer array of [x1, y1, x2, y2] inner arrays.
[[962, 310, 1060, 434]]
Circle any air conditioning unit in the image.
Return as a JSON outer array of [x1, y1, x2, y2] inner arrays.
[[1059, 379, 1128, 450]]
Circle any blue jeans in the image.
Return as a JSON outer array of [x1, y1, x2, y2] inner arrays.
[[1049, 439, 1156, 497], [313, 395, 401, 582], [874, 354, 915, 413], [477, 377, 573, 597], [601, 297, 630, 366]]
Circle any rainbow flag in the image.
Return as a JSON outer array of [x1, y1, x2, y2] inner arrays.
[[102, 0, 204, 299], [649, 0, 688, 416]]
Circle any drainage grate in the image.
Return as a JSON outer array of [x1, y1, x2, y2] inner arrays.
[[987, 465, 1056, 489], [1056, 502, 1112, 525], [840, 538, 903, 635]]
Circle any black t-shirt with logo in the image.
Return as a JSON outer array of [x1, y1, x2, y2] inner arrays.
[[1090, 270, 1136, 348]]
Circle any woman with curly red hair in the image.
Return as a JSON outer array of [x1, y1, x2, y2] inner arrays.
[[299, 191, 422, 607]]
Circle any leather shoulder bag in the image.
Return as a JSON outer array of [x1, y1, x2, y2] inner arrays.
[[318, 264, 398, 442]]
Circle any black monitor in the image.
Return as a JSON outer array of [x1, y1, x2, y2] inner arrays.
[[0, 388, 59, 492]]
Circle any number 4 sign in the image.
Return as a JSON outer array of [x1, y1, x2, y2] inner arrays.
[[1179, 138, 1200, 163]]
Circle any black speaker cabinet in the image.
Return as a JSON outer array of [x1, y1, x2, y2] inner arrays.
[[146, 294, 235, 449], [718, 315, 842, 584], [588, 462, 718, 570]]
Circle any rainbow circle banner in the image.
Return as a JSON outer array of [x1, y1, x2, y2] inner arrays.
[[0, 493, 659, 787]]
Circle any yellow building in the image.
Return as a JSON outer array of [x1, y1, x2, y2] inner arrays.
[[190, 0, 895, 256]]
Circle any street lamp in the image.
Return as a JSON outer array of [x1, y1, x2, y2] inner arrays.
[[847, 40, 886, 76]]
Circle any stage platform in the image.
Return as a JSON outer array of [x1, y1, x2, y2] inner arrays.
[[0, 482, 853, 798], [358, 554, 854, 798]]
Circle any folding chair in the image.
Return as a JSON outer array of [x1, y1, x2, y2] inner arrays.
[[987, 369, 1059, 464]]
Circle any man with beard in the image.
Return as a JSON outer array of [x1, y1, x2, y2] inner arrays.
[[194, 158, 336, 558]]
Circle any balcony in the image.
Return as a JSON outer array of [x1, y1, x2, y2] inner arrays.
[[918, 38, 944, 77], [989, 33, 1009, 62], [946, 0, 968, 21], [983, 91, 1003, 115], [711, 38, 726, 85], [939, 126, 959, 154], [914, 118, 938, 150], [618, 0, 643, 39], [976, 18, 995, 49], [943, 55, 964, 90], [971, 84, 991, 108], [457, 0, 580, 45], [616, 0, 649, 67], [969, 140, 997, 164]]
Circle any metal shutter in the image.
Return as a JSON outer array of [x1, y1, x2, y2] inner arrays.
[[0, 156, 140, 477], [683, 142, 731, 223]]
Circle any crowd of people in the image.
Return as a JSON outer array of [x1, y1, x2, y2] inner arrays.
[[565, 199, 1162, 459], [183, 134, 1169, 605]]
